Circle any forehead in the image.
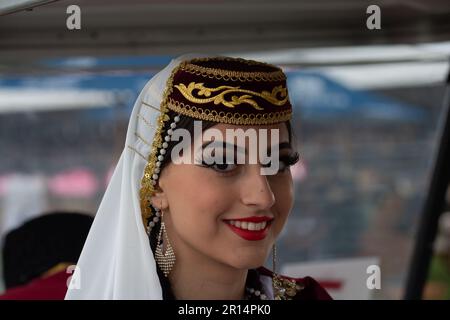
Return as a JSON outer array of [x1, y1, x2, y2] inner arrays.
[[203, 123, 289, 141]]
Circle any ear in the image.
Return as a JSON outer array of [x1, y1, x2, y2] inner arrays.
[[150, 168, 169, 210], [150, 191, 169, 211]]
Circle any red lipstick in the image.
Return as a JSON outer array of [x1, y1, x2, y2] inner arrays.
[[223, 216, 273, 241]]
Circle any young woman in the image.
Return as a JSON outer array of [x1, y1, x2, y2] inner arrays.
[[65, 54, 331, 300]]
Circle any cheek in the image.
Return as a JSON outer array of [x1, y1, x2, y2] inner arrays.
[[270, 174, 294, 233], [164, 166, 232, 233]]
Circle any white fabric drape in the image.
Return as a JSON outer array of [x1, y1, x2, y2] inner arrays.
[[65, 54, 207, 299]]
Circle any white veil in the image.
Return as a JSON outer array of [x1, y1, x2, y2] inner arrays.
[[65, 54, 207, 300]]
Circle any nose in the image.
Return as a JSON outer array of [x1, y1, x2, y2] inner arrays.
[[240, 165, 275, 210]]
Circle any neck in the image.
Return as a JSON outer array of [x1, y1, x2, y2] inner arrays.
[[167, 244, 248, 300]]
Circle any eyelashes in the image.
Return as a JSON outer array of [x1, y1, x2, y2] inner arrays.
[[196, 151, 300, 174], [278, 152, 300, 171], [197, 156, 239, 174], [261, 152, 300, 173]]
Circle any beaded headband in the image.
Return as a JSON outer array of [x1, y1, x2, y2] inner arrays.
[[139, 56, 293, 232]]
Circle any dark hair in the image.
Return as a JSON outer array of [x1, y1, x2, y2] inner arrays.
[[148, 109, 294, 299]]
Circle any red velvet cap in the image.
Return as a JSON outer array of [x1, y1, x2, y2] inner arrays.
[[166, 57, 292, 125]]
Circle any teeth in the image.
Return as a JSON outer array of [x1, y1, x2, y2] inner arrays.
[[227, 220, 269, 231]]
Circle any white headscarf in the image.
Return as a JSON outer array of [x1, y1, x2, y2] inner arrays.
[[65, 54, 208, 300]]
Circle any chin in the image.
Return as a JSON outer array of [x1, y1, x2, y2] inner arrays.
[[228, 255, 268, 270]]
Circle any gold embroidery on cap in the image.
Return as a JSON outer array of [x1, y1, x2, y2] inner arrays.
[[174, 82, 288, 111], [180, 63, 286, 82], [167, 98, 291, 125]]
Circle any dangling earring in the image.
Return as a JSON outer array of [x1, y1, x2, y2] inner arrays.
[[272, 243, 277, 275], [271, 242, 301, 300], [272, 243, 283, 299], [155, 208, 176, 277]]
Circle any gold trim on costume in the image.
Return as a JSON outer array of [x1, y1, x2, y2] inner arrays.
[[127, 145, 147, 161], [174, 82, 288, 111], [273, 274, 304, 300], [139, 62, 182, 229], [141, 100, 161, 112], [167, 98, 291, 125], [179, 62, 286, 82], [134, 132, 152, 146], [137, 114, 157, 129]]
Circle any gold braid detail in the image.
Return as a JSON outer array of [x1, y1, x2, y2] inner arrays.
[[174, 82, 288, 111], [179, 62, 286, 82], [139, 62, 185, 230], [167, 98, 291, 125]]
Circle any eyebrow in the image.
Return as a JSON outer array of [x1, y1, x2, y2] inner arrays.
[[200, 140, 246, 155], [200, 140, 292, 154]]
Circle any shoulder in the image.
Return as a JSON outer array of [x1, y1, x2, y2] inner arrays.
[[257, 266, 333, 300]]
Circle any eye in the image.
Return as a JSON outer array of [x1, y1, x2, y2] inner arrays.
[[263, 152, 300, 173], [209, 162, 238, 172], [279, 152, 300, 172], [197, 156, 239, 174]]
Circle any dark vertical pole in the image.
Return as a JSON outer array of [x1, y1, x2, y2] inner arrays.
[[404, 63, 450, 299]]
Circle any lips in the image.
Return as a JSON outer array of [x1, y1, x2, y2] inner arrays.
[[223, 216, 273, 241]]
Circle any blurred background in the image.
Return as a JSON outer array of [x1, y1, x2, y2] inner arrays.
[[0, 0, 449, 299]]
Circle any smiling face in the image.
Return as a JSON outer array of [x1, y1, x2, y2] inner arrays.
[[153, 121, 297, 271]]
